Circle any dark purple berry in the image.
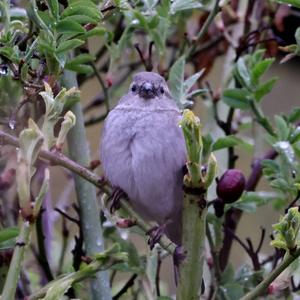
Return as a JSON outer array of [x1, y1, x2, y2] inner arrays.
[[216, 169, 246, 204]]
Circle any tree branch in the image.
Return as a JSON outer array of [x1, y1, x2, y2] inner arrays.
[[63, 70, 111, 300]]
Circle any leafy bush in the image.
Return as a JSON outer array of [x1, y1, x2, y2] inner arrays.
[[1, 0, 300, 299]]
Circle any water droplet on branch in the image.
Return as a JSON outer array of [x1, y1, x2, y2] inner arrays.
[[0, 65, 8, 76], [8, 119, 16, 130]]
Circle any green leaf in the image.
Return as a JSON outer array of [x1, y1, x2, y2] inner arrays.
[[274, 115, 290, 140], [42, 277, 74, 300], [157, 0, 170, 17], [68, 0, 99, 9], [56, 39, 84, 53], [262, 159, 280, 178], [37, 11, 56, 30], [144, 0, 160, 10], [24, 38, 38, 63], [252, 49, 265, 65], [219, 283, 244, 300], [150, 30, 165, 53], [291, 127, 300, 143], [20, 63, 29, 82], [232, 191, 276, 212], [62, 15, 98, 24], [170, 0, 203, 14], [148, 15, 160, 29], [104, 227, 142, 273], [254, 77, 277, 102], [0, 227, 19, 243], [38, 31, 55, 54], [202, 134, 213, 162], [0, 239, 17, 250], [47, 0, 59, 20], [274, 0, 300, 9], [288, 107, 300, 123], [26, 3, 52, 34], [230, 200, 257, 213], [212, 135, 243, 151], [65, 63, 93, 74], [0, 46, 20, 63], [184, 69, 205, 93], [168, 56, 185, 108], [186, 89, 207, 99], [56, 20, 85, 34], [84, 27, 107, 38], [132, 10, 149, 29], [54, 52, 67, 68], [61, 3, 101, 22], [66, 53, 95, 65], [220, 264, 235, 284], [222, 88, 251, 110], [270, 178, 291, 192], [251, 58, 274, 83], [236, 57, 251, 88]]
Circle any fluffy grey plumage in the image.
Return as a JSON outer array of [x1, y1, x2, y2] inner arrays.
[[100, 72, 186, 244]]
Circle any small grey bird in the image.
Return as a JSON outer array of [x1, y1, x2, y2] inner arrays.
[[100, 72, 186, 244]]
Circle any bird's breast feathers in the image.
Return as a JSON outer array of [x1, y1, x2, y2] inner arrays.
[[101, 107, 186, 220]]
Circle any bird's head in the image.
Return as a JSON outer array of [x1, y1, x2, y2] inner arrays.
[[129, 72, 171, 100]]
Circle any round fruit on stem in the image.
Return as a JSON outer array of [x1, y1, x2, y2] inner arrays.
[[216, 169, 246, 204]]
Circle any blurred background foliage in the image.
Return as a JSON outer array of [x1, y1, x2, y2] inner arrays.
[[1, 0, 300, 299]]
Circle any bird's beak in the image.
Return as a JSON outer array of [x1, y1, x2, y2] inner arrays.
[[139, 82, 155, 99]]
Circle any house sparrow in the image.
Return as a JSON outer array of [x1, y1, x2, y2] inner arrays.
[[100, 72, 186, 244]]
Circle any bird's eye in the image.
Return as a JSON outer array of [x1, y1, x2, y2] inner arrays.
[[160, 87, 164, 94], [131, 84, 137, 93]]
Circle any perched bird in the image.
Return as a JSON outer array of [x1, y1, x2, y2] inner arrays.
[[100, 72, 186, 244]]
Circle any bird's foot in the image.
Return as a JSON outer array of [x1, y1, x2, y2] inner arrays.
[[107, 187, 127, 213], [172, 246, 205, 293], [173, 245, 186, 285], [147, 224, 167, 250]]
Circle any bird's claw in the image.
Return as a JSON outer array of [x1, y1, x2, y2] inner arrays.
[[107, 187, 127, 213], [173, 245, 186, 286], [147, 224, 166, 250]]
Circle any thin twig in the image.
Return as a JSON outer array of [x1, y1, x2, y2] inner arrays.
[[54, 207, 80, 225], [134, 43, 150, 71], [85, 114, 108, 127], [100, 5, 116, 13], [226, 228, 261, 271], [155, 249, 162, 297], [90, 61, 110, 113], [186, 0, 221, 58], [113, 274, 138, 300], [256, 228, 266, 254], [36, 210, 54, 281], [285, 191, 300, 212]]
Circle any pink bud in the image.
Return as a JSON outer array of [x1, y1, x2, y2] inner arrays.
[[116, 218, 136, 228]]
